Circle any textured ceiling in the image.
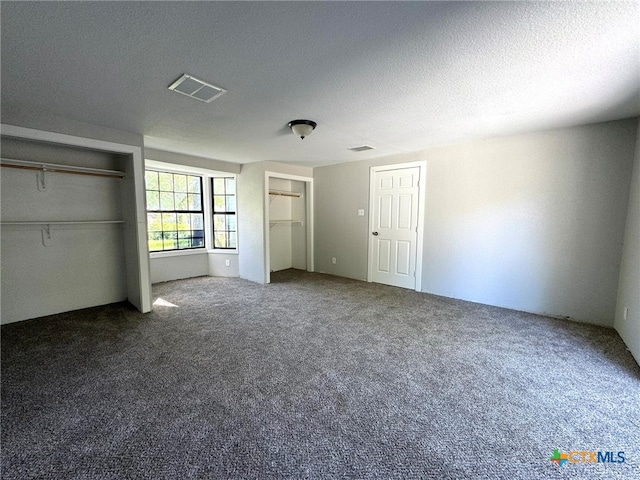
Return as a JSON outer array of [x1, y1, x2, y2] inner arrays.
[[1, 1, 638, 167]]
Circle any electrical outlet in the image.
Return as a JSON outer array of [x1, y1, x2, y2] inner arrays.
[[331, 257, 337, 265], [357, 209, 365, 216], [225, 259, 230, 267]]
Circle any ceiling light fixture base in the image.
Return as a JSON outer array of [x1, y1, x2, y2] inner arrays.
[[288, 119, 317, 139]]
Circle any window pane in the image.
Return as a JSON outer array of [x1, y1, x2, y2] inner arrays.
[[226, 196, 236, 212], [177, 214, 191, 231], [189, 194, 202, 211], [192, 235, 205, 248], [175, 193, 188, 210], [145, 171, 159, 190], [191, 214, 203, 229], [213, 178, 225, 193], [149, 230, 163, 241], [212, 177, 237, 249], [162, 231, 177, 250], [213, 195, 225, 212], [226, 215, 237, 231], [162, 213, 177, 229], [214, 232, 228, 248], [159, 172, 173, 191], [148, 232, 163, 252], [228, 231, 237, 248], [174, 174, 187, 193], [225, 178, 236, 194], [160, 192, 174, 210], [147, 212, 162, 230], [188, 176, 201, 193], [145, 169, 205, 252], [146, 190, 159, 210], [214, 214, 226, 230]]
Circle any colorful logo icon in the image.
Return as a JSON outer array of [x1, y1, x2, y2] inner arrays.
[[550, 449, 569, 467]]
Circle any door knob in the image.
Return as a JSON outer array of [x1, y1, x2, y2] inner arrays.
[[372, 231, 379, 236]]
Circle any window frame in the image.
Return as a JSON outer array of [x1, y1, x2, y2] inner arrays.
[[144, 160, 239, 257], [211, 176, 237, 250], [145, 169, 206, 253]]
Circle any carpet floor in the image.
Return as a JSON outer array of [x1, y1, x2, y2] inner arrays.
[[2, 269, 639, 479]]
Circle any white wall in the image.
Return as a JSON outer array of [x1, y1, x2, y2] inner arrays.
[[145, 148, 241, 175], [209, 253, 240, 277], [264, 161, 313, 179], [615, 122, 640, 363], [314, 118, 638, 326], [238, 162, 267, 283], [150, 253, 209, 284], [422, 120, 636, 325], [1, 137, 128, 323]]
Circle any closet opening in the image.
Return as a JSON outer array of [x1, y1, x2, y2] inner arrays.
[[0, 124, 151, 324], [264, 172, 314, 284]]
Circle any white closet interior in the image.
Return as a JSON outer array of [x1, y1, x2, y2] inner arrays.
[[0, 134, 149, 324], [268, 178, 307, 272]]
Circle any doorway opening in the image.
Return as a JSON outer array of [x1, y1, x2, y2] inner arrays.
[[264, 171, 314, 284]]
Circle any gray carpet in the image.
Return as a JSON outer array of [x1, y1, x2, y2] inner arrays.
[[2, 269, 639, 479]]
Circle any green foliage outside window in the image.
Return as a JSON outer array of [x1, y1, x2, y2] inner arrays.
[[145, 170, 205, 252]]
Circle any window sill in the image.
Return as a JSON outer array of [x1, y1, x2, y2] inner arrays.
[[207, 249, 238, 255], [149, 249, 208, 259]]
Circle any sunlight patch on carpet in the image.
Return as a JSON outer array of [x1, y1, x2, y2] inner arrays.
[[153, 297, 179, 308]]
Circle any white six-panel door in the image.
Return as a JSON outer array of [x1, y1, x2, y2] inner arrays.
[[369, 166, 421, 289]]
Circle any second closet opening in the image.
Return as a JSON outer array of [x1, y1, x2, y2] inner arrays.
[[265, 172, 314, 283]]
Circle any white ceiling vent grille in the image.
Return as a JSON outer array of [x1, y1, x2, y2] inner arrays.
[[168, 74, 226, 103], [347, 145, 375, 152]]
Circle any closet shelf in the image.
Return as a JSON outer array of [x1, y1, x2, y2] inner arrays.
[[269, 190, 302, 198], [1, 158, 126, 179], [269, 219, 303, 226], [1, 220, 125, 225]]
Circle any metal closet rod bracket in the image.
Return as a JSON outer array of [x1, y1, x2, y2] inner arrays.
[[39, 169, 47, 191], [42, 224, 52, 247]]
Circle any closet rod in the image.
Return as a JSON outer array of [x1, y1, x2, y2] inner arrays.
[[1, 158, 125, 179], [269, 190, 302, 198], [1, 220, 125, 225]]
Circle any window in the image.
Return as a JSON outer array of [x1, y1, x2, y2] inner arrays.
[[212, 177, 237, 249], [145, 170, 205, 252]]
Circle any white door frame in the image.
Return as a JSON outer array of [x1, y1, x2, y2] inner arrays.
[[264, 171, 314, 284], [367, 161, 426, 292]]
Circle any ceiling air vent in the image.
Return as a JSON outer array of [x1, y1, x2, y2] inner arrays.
[[347, 145, 375, 152], [168, 74, 226, 103]]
